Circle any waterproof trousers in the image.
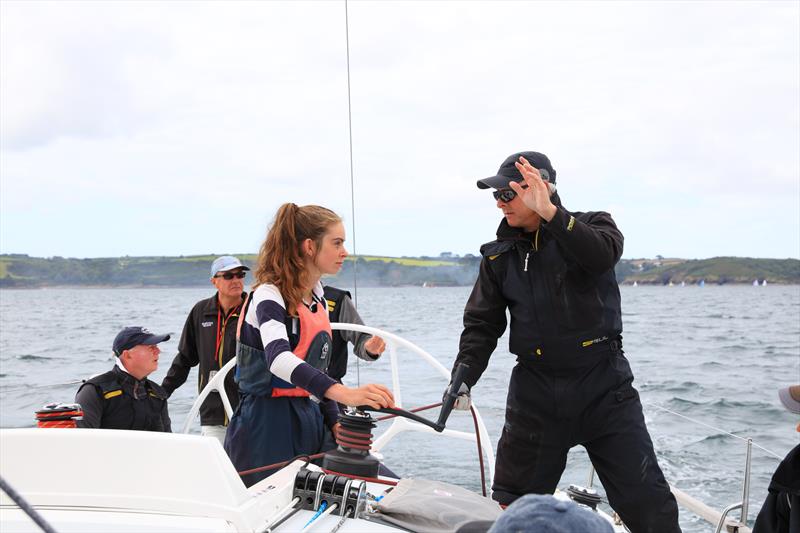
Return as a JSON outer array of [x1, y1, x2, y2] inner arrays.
[[491, 344, 681, 533], [225, 394, 336, 487]]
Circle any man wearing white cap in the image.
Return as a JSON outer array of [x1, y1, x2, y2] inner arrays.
[[753, 385, 800, 533], [162, 256, 249, 444]]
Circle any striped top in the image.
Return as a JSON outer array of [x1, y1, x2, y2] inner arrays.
[[240, 281, 337, 400]]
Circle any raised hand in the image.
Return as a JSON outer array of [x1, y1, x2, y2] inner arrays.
[[325, 383, 395, 410], [364, 335, 386, 357], [510, 156, 557, 222]]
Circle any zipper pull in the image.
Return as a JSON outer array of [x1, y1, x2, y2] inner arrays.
[[524, 251, 530, 272]]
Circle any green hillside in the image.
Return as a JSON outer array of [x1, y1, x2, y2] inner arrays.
[[0, 254, 797, 288], [0, 253, 475, 288], [623, 257, 800, 285]]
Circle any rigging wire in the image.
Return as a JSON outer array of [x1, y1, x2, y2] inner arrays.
[[643, 401, 784, 460], [343, 0, 360, 387]]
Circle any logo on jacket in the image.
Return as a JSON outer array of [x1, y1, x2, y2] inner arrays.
[[201, 321, 213, 328]]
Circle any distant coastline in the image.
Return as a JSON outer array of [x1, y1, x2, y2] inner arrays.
[[1, 254, 798, 288]]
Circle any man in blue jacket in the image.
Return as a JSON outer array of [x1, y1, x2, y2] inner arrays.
[[448, 151, 680, 533]]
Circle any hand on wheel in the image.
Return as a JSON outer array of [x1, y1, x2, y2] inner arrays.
[[326, 383, 395, 409]]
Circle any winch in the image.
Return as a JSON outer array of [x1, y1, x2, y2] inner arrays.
[[566, 484, 602, 510], [322, 363, 469, 478], [35, 403, 83, 428]]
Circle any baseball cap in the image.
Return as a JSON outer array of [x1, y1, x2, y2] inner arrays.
[[113, 326, 171, 356], [778, 385, 800, 414], [477, 151, 557, 190], [210, 256, 250, 278], [487, 494, 612, 533]]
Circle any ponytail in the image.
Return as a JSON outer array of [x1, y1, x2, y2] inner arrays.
[[253, 203, 341, 316]]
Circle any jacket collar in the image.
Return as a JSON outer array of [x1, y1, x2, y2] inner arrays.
[[495, 218, 548, 252], [112, 362, 145, 386]]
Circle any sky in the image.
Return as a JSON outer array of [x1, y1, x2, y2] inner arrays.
[[1, 1, 798, 260]]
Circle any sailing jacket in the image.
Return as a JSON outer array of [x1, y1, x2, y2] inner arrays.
[[754, 444, 800, 533], [76, 365, 171, 432], [454, 206, 624, 388], [161, 293, 243, 426], [323, 286, 379, 382]]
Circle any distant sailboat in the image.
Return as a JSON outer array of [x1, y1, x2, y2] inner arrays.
[[632, 281, 638, 287], [753, 279, 759, 286], [680, 281, 686, 287], [762, 279, 768, 286], [699, 279, 705, 287]]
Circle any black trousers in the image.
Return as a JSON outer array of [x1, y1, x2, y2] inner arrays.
[[491, 346, 681, 533]]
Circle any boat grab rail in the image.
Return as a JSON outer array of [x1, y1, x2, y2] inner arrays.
[[182, 323, 496, 491]]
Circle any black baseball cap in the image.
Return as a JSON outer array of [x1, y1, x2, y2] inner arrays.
[[112, 326, 171, 356], [477, 151, 557, 190]]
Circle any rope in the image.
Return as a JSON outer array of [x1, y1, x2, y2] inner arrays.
[[469, 405, 488, 497], [643, 401, 785, 460], [237, 454, 320, 478], [0, 475, 58, 533], [3, 380, 83, 392], [343, 0, 360, 388]]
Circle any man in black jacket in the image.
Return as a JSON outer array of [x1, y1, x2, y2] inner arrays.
[[323, 285, 385, 382], [449, 151, 680, 532], [162, 256, 248, 444], [76, 326, 171, 431]]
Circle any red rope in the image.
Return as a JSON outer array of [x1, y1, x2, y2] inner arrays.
[[235, 399, 488, 498], [237, 452, 325, 477], [322, 469, 398, 486], [469, 405, 487, 497], [37, 420, 78, 428]]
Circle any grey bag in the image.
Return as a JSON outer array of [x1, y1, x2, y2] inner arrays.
[[372, 478, 502, 533]]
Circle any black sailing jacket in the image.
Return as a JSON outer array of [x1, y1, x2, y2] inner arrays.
[[161, 293, 243, 426], [76, 365, 171, 432], [454, 206, 624, 388]]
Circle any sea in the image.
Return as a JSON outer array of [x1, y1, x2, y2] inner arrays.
[[1, 284, 798, 531]]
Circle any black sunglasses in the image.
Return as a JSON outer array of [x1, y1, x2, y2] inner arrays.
[[492, 183, 528, 203], [214, 271, 246, 280]]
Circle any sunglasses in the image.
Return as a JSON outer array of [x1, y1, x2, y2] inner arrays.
[[492, 183, 528, 203], [214, 271, 246, 280]]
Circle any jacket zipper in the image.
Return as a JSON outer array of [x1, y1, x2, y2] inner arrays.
[[524, 229, 540, 272]]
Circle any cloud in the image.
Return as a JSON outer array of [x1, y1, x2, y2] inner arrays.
[[1, 1, 798, 259]]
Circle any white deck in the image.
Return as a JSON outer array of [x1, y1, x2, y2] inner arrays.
[[0, 428, 398, 532]]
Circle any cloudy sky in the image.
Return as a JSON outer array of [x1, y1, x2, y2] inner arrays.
[[1, 1, 798, 260]]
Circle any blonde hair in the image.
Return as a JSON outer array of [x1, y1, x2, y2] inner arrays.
[[253, 203, 341, 316]]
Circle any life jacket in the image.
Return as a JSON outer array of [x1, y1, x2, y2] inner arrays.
[[236, 290, 332, 398], [323, 286, 350, 381], [78, 367, 169, 431]]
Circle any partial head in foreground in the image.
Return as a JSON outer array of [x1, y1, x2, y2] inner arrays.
[[487, 494, 613, 533]]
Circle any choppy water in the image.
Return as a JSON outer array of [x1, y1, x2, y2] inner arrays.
[[1, 285, 798, 531]]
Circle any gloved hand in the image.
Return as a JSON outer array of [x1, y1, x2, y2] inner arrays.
[[452, 383, 471, 411]]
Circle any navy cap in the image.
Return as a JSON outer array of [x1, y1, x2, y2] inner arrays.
[[487, 494, 613, 533], [210, 256, 250, 278], [477, 151, 557, 190], [112, 326, 170, 356]]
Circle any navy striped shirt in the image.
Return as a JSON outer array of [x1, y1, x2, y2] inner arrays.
[[240, 281, 337, 400]]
